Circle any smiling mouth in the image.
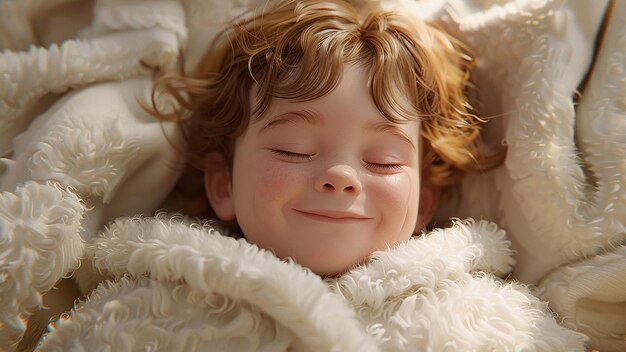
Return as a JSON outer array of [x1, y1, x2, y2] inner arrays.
[[294, 209, 371, 223]]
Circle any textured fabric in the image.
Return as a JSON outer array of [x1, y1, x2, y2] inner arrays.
[[0, 0, 184, 156], [36, 216, 587, 351], [429, 2, 626, 348], [1, 0, 624, 350], [0, 181, 84, 349], [0, 78, 184, 351]]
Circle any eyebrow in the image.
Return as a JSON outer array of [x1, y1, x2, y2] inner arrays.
[[260, 109, 417, 151], [367, 122, 417, 151], [260, 110, 322, 131]]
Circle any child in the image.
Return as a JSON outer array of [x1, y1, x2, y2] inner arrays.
[[152, 0, 502, 276]]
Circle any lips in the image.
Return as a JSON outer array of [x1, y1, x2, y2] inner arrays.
[[294, 209, 371, 223]]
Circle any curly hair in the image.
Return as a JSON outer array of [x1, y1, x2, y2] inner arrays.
[[151, 0, 503, 194]]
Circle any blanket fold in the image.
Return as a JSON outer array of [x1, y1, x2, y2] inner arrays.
[[537, 245, 626, 351], [1, 0, 624, 350], [34, 216, 587, 351], [0, 181, 85, 350]]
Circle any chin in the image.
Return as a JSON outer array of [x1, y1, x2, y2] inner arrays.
[[297, 254, 367, 278]]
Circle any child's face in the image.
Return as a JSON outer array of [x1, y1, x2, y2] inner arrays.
[[207, 65, 422, 276]]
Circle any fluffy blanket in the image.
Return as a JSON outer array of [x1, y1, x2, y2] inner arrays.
[[28, 213, 591, 351], [1, 0, 625, 350]]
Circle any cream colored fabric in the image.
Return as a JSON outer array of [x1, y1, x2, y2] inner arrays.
[[430, 1, 626, 349], [0, 77, 184, 351], [0, 181, 84, 349], [37, 217, 586, 351], [1, 77, 184, 237], [433, 0, 619, 282], [1, 0, 624, 350], [0, 0, 184, 156], [532, 2, 626, 349], [537, 246, 626, 351]]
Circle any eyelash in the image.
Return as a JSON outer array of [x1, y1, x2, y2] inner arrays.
[[270, 149, 314, 161], [366, 162, 403, 171], [271, 149, 403, 170]]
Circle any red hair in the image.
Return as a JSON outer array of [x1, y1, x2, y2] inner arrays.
[[151, 0, 504, 196]]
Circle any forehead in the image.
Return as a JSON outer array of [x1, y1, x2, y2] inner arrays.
[[252, 63, 418, 124], [253, 65, 420, 148]]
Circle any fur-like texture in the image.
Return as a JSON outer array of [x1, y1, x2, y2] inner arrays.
[[429, 2, 626, 348], [437, 0, 626, 282], [86, 214, 378, 351], [83, 0, 188, 43], [27, 115, 140, 203], [36, 216, 587, 351], [0, 0, 185, 156], [1, 0, 623, 350], [0, 181, 85, 350], [537, 246, 626, 351]]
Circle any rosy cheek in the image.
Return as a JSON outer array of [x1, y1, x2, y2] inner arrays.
[[256, 159, 305, 202], [370, 172, 416, 210]]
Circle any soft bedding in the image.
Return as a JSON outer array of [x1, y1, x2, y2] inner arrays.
[[1, 0, 624, 350]]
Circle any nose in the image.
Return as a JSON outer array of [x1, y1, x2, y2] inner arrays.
[[315, 164, 362, 195]]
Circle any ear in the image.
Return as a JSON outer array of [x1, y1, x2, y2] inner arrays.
[[414, 186, 439, 234], [203, 153, 236, 221]]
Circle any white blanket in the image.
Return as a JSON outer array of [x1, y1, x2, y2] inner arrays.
[[37, 216, 586, 351], [1, 0, 624, 350]]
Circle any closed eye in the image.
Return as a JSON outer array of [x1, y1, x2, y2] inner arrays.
[[365, 162, 403, 172], [270, 149, 315, 161]]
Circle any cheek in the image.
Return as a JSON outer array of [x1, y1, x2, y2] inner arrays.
[[369, 172, 418, 210], [234, 156, 307, 214], [367, 171, 420, 241], [232, 157, 309, 252], [255, 159, 307, 202]]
